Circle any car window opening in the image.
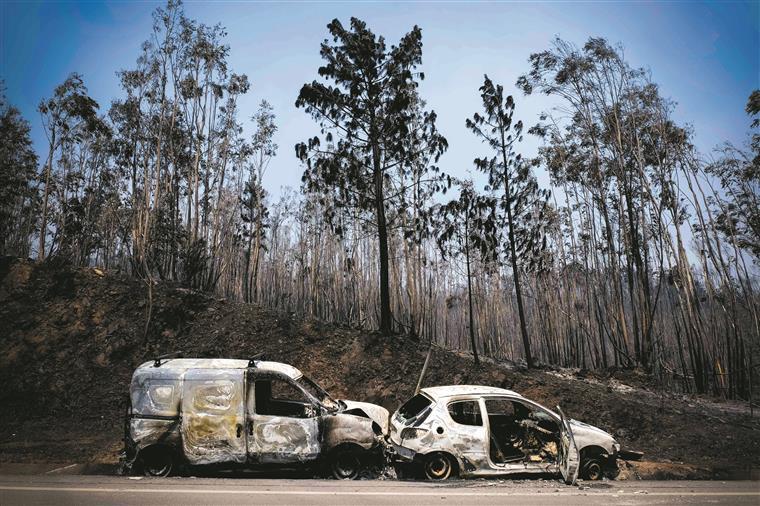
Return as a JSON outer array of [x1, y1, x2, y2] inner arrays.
[[447, 400, 482, 426], [254, 379, 315, 418]]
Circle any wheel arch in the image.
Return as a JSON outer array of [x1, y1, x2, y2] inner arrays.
[[328, 441, 368, 455], [579, 444, 618, 480], [136, 443, 180, 476], [137, 442, 178, 458], [322, 414, 379, 453], [579, 444, 609, 461], [323, 435, 376, 453]]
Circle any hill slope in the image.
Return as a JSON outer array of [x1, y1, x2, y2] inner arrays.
[[0, 257, 758, 479]]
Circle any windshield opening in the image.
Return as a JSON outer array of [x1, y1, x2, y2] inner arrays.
[[297, 375, 340, 411]]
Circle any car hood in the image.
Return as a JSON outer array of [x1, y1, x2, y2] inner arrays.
[[341, 400, 390, 435], [568, 418, 617, 452]]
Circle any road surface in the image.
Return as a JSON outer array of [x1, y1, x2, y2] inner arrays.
[[0, 475, 758, 505]]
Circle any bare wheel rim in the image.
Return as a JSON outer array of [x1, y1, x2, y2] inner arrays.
[[585, 460, 603, 480], [332, 450, 361, 479], [425, 454, 452, 480], [143, 451, 173, 477]]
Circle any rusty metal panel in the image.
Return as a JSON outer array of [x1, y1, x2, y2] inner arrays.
[[341, 400, 389, 435], [130, 367, 182, 417], [322, 413, 377, 451], [130, 418, 181, 448], [180, 368, 247, 465], [250, 414, 320, 463]]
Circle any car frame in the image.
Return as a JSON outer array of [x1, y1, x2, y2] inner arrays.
[[389, 385, 623, 483], [123, 357, 389, 479]]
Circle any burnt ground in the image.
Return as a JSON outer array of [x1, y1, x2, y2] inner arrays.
[[0, 257, 758, 479]]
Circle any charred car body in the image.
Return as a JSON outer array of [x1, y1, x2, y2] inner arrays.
[[389, 386, 629, 483], [124, 357, 389, 479]]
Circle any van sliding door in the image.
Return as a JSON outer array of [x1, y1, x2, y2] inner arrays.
[[181, 368, 247, 465]]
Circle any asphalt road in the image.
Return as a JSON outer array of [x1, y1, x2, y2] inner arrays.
[[0, 475, 758, 506]]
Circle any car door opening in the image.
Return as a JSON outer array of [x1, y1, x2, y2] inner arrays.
[[485, 399, 560, 465]]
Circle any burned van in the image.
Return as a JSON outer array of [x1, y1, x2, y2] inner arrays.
[[123, 357, 389, 479]]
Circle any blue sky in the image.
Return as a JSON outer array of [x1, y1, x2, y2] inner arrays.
[[1, 1, 758, 197]]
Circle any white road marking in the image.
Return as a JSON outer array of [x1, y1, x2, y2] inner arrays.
[[44, 464, 78, 474], [0, 486, 758, 497]]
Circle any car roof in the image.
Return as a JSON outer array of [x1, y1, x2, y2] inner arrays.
[[135, 358, 303, 379], [420, 385, 524, 400]]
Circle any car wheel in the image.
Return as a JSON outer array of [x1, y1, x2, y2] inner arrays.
[[141, 447, 174, 477], [329, 446, 362, 480], [424, 452, 455, 480], [581, 457, 604, 481]]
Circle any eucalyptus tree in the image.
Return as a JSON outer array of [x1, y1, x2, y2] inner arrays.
[[707, 90, 760, 263], [467, 75, 550, 368], [204, 73, 250, 289], [516, 36, 759, 396], [391, 94, 449, 337], [172, 11, 230, 245], [37, 73, 100, 260], [55, 113, 112, 264], [296, 18, 447, 334], [0, 87, 38, 256], [241, 100, 277, 302], [517, 39, 637, 367], [517, 38, 656, 369], [437, 179, 499, 364], [702, 91, 760, 398]]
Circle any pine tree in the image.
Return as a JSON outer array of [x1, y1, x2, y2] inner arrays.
[[296, 18, 447, 334]]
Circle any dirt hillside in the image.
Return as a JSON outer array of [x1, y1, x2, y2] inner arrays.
[[1, 257, 758, 479]]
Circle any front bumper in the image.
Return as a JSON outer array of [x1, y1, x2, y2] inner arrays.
[[618, 449, 644, 461]]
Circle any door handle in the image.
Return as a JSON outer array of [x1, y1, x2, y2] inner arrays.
[[236, 423, 243, 438]]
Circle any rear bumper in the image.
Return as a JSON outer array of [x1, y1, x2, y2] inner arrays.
[[389, 441, 417, 462]]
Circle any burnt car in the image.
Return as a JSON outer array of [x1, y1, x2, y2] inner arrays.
[[123, 357, 389, 479], [389, 386, 633, 483]]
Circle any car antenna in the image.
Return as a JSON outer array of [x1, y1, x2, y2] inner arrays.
[[248, 352, 267, 368], [153, 351, 184, 367]]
